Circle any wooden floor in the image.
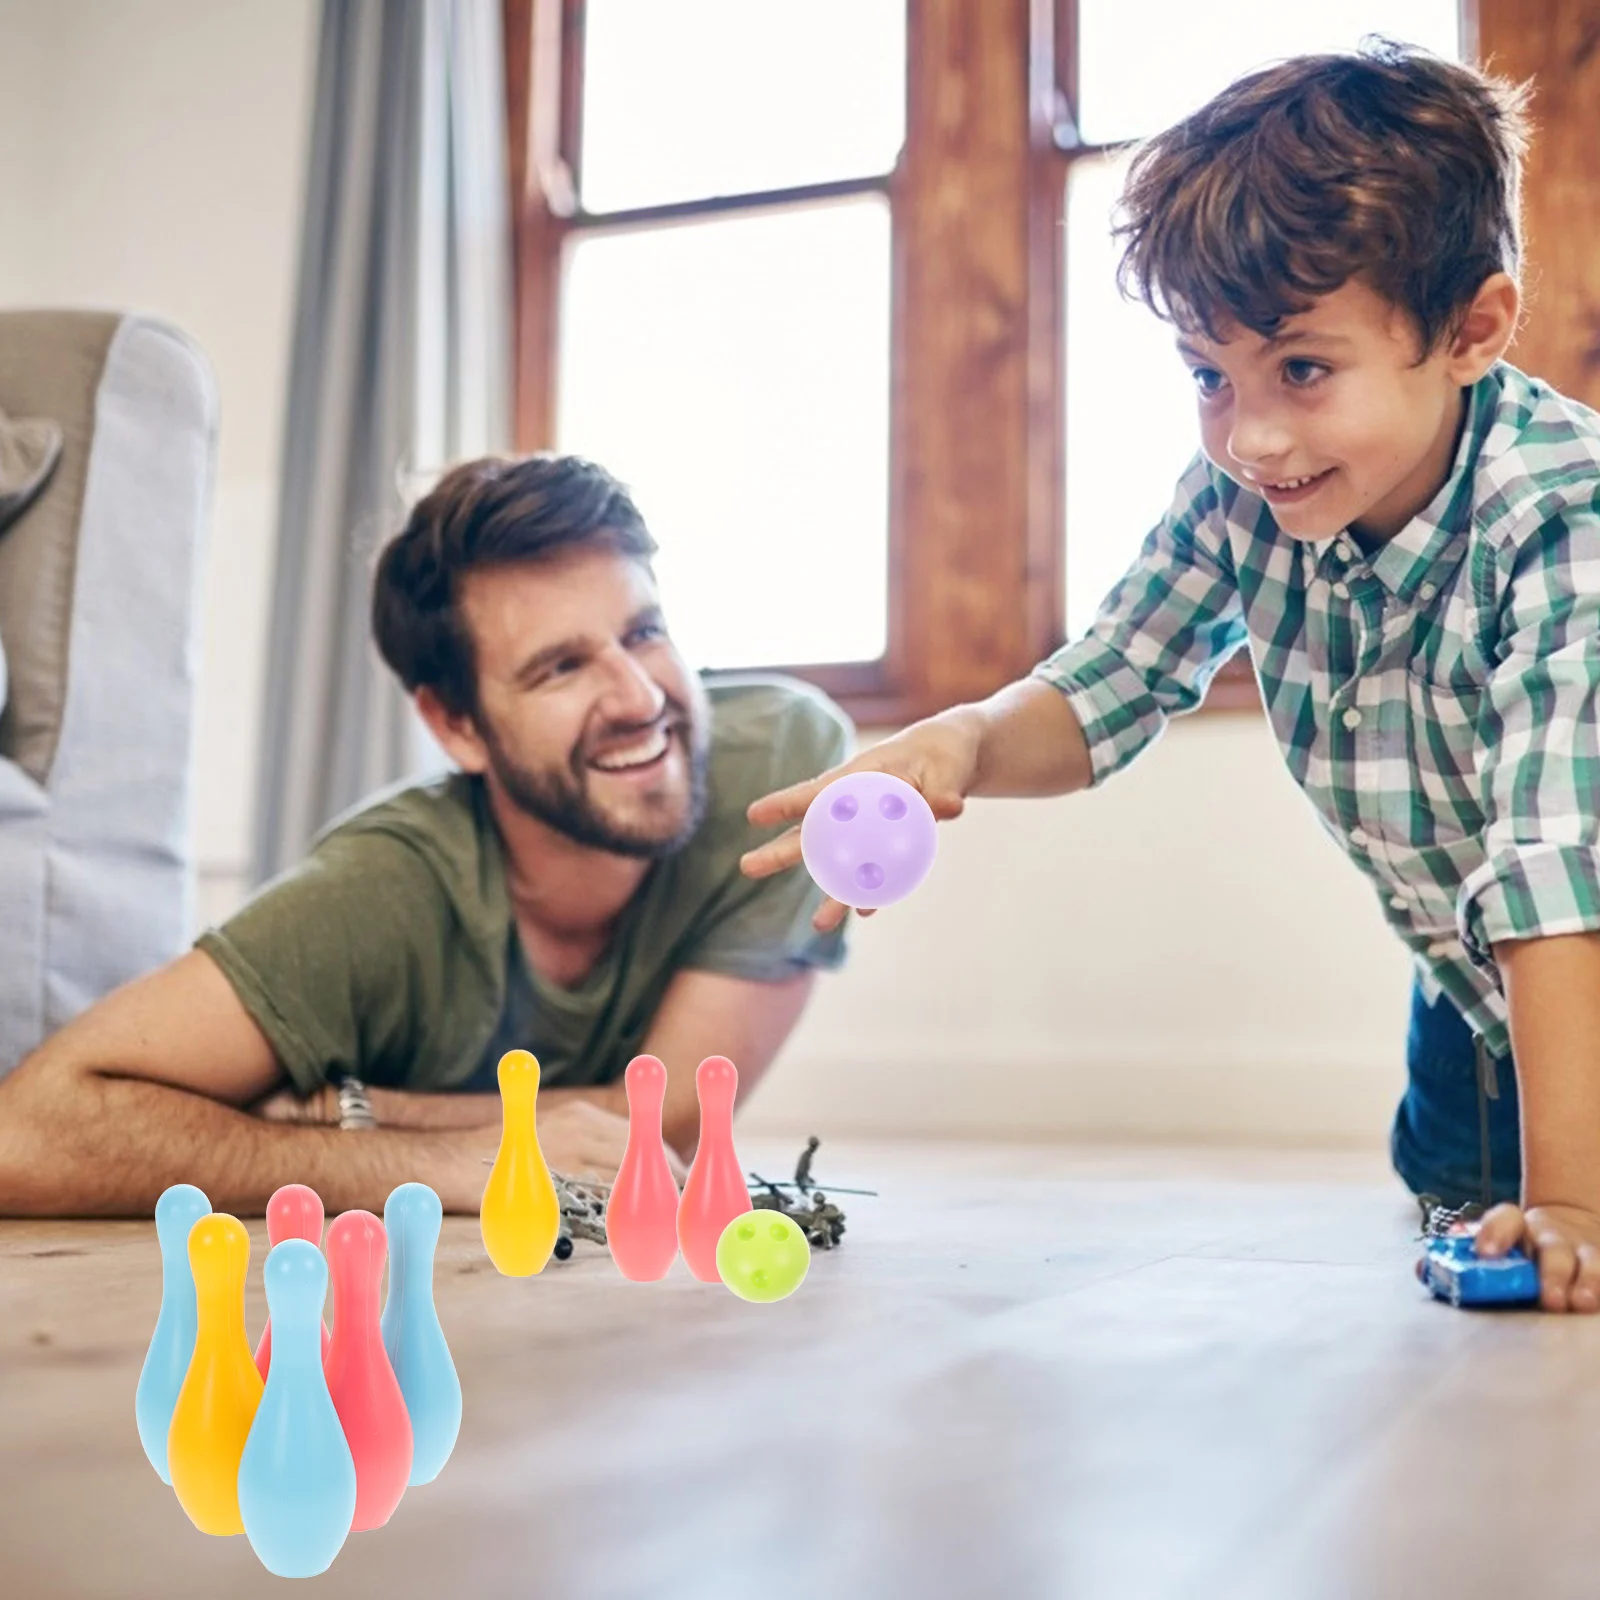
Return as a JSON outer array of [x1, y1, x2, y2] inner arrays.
[[3, 1138, 1598, 1600]]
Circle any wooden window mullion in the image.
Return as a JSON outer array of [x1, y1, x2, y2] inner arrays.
[[1025, 0, 1068, 667], [504, 0, 571, 454], [896, 0, 1037, 720], [1475, 0, 1600, 413]]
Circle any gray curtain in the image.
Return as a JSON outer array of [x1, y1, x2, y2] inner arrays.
[[253, 0, 512, 885]]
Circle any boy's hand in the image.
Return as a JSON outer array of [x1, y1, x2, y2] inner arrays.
[[1474, 1201, 1600, 1312], [739, 711, 984, 933]]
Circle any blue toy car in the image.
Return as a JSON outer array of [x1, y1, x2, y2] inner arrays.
[[1419, 1233, 1539, 1308]]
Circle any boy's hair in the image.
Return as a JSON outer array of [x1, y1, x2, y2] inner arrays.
[[1114, 38, 1532, 354], [372, 453, 656, 720]]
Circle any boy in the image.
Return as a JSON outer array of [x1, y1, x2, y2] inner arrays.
[[741, 42, 1600, 1311]]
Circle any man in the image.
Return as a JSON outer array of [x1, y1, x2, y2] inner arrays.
[[0, 454, 849, 1216]]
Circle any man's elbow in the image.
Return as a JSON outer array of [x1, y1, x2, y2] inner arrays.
[[663, 1114, 699, 1169], [0, 1051, 83, 1216]]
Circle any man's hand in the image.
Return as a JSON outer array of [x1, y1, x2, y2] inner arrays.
[[252, 1084, 340, 1125], [739, 710, 984, 932], [1474, 1201, 1600, 1312], [255, 1082, 688, 1206], [437, 1100, 689, 1215], [530, 1098, 689, 1187]]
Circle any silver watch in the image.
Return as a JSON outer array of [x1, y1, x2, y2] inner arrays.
[[332, 1073, 376, 1130]]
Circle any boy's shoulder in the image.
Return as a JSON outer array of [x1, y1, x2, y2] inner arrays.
[[1469, 362, 1600, 542]]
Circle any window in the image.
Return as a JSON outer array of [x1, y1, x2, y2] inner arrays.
[[506, 0, 1057, 724], [577, 0, 905, 212], [559, 201, 894, 670], [557, 0, 902, 672], [505, 1, 1467, 724], [506, 0, 912, 714]]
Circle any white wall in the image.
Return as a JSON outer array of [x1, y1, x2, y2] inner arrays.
[[0, 0, 318, 922], [0, 0, 1414, 1148], [0, 5, 46, 297], [743, 713, 1413, 1146]]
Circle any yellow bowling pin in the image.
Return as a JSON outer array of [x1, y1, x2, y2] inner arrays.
[[480, 1050, 560, 1276], [168, 1213, 263, 1535]]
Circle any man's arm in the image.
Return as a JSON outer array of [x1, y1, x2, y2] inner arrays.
[[255, 1068, 654, 1180], [324, 968, 815, 1169], [0, 950, 494, 1217], [638, 967, 816, 1161], [259, 1078, 627, 1133]]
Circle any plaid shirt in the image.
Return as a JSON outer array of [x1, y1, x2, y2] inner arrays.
[[1035, 361, 1600, 1058]]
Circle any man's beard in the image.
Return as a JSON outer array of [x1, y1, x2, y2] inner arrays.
[[480, 703, 710, 860]]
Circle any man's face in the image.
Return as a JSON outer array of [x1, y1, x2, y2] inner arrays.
[[454, 548, 710, 858], [1178, 278, 1468, 543]]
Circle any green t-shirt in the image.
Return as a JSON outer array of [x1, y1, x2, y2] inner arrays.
[[198, 676, 851, 1095]]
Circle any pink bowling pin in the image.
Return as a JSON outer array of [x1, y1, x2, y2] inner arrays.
[[323, 1211, 413, 1530], [676, 1056, 753, 1283], [255, 1184, 330, 1380], [606, 1055, 681, 1281]]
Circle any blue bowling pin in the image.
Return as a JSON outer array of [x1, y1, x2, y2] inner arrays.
[[381, 1183, 461, 1484], [135, 1183, 211, 1482], [238, 1241, 357, 1578]]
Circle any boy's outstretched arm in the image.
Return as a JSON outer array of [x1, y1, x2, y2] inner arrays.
[[740, 679, 1094, 931], [743, 455, 1248, 931], [1475, 932, 1600, 1313]]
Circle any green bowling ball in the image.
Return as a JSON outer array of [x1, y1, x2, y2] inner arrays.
[[716, 1211, 811, 1303]]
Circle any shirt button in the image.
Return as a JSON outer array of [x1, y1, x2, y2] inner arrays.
[[1427, 939, 1454, 957], [1342, 707, 1363, 730], [1349, 827, 1370, 848], [1419, 582, 1437, 601], [1389, 895, 1408, 910], [1336, 540, 1355, 561], [1332, 581, 1350, 600]]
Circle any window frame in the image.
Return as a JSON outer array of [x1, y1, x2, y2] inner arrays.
[[505, 0, 1077, 726]]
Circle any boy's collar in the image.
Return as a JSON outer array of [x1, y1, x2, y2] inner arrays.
[[1299, 370, 1501, 606]]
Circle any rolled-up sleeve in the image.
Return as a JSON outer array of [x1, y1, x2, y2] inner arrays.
[[1459, 494, 1600, 966], [1032, 454, 1247, 784], [194, 829, 466, 1094]]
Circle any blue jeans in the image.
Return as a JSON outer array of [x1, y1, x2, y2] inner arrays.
[[1390, 982, 1522, 1207]]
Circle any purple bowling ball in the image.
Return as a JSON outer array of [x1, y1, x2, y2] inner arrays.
[[799, 773, 938, 910]]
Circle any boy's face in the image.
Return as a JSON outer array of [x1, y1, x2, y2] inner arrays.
[[1177, 277, 1508, 543]]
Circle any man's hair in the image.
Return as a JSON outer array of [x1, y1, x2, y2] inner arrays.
[[1114, 38, 1532, 354], [372, 453, 656, 719]]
